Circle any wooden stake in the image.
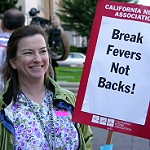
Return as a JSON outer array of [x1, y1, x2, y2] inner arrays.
[[106, 130, 113, 144]]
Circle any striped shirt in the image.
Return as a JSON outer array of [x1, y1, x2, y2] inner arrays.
[[0, 32, 11, 93]]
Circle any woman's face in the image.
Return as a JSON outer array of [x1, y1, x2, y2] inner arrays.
[[10, 34, 49, 82]]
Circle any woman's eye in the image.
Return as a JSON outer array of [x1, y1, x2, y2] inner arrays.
[[40, 49, 47, 54], [24, 51, 32, 55]]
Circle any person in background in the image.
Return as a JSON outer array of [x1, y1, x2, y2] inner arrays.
[[0, 8, 25, 93], [0, 24, 93, 150]]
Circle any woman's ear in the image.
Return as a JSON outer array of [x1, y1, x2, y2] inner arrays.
[[9, 59, 16, 69], [1, 22, 5, 31]]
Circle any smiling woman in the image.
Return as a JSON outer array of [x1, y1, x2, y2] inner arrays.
[[0, 24, 93, 150], [10, 34, 49, 83]]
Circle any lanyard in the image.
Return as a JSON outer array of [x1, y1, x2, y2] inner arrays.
[[21, 90, 55, 150]]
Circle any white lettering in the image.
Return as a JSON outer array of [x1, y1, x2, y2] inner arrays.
[[105, 4, 141, 14]]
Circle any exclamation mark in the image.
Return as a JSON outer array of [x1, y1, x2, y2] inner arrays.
[[131, 83, 136, 94]]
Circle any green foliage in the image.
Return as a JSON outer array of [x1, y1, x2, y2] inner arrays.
[[0, 0, 22, 19], [70, 46, 87, 54], [56, 0, 97, 38], [55, 67, 82, 82], [56, 0, 139, 38]]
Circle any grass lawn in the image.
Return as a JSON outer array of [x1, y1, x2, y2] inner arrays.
[[55, 66, 83, 82]]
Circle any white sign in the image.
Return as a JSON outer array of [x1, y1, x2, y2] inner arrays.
[[81, 16, 150, 125]]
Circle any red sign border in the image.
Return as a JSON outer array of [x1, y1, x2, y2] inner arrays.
[[72, 0, 150, 139]]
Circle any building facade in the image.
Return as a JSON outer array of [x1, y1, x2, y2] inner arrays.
[[16, 0, 87, 47]]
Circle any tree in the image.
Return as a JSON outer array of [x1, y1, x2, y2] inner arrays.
[[56, 0, 97, 38], [0, 0, 22, 19], [56, 0, 138, 39]]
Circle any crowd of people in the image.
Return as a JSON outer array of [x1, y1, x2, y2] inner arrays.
[[0, 8, 93, 150]]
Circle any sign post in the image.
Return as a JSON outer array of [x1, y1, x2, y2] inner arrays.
[[72, 0, 150, 141], [106, 131, 113, 144]]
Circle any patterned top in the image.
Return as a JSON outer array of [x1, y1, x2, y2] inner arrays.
[[6, 90, 79, 150]]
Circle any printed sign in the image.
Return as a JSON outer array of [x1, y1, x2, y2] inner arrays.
[[72, 0, 150, 139]]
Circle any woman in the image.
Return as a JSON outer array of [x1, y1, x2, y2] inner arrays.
[[0, 25, 93, 150]]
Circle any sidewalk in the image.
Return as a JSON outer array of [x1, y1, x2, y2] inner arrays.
[[91, 127, 150, 150]]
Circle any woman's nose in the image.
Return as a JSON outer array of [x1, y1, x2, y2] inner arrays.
[[33, 53, 42, 62]]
